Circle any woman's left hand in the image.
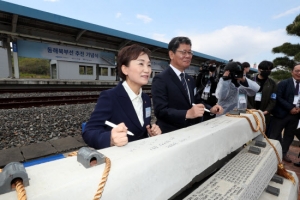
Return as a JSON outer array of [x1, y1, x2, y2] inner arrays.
[[146, 124, 162, 137]]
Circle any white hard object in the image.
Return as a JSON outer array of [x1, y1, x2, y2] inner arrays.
[[1, 112, 295, 200]]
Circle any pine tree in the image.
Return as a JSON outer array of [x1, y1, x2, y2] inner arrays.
[[272, 14, 300, 69]]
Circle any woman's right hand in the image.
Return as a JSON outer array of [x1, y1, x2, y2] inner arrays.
[[110, 122, 128, 147]]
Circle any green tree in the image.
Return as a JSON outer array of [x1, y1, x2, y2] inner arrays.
[[270, 67, 291, 82], [272, 14, 300, 69], [18, 57, 50, 75]]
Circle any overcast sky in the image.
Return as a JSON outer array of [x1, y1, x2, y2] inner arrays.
[[3, 0, 300, 67]]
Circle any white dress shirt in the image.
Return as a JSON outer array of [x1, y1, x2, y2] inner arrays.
[[122, 81, 144, 126]]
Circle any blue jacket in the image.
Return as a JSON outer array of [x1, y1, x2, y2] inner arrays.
[[152, 66, 204, 133], [82, 82, 151, 149], [272, 78, 296, 118]]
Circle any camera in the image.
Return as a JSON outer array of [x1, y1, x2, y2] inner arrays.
[[222, 62, 244, 80], [200, 61, 217, 73], [218, 63, 226, 77], [200, 62, 209, 72]]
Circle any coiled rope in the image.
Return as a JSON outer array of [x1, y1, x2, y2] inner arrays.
[[93, 157, 111, 200], [14, 179, 27, 200], [226, 109, 295, 184], [0, 168, 27, 200], [67, 151, 112, 199]]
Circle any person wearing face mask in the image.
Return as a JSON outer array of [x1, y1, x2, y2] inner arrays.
[[247, 60, 277, 135], [215, 62, 260, 116], [195, 60, 220, 121]]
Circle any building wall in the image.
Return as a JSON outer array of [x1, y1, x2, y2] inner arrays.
[[57, 60, 96, 80], [0, 47, 9, 78], [53, 60, 116, 81], [50, 59, 198, 81]]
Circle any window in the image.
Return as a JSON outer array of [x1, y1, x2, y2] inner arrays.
[[111, 68, 116, 76], [79, 65, 93, 75], [86, 66, 93, 75], [100, 67, 108, 76]]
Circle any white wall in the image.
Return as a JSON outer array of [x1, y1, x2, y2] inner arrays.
[[53, 60, 117, 81], [0, 47, 9, 78], [57, 60, 96, 80]]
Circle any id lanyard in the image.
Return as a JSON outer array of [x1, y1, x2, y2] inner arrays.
[[237, 88, 247, 109]]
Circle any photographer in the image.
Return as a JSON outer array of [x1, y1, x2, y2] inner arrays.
[[215, 62, 260, 116], [195, 60, 220, 120], [247, 61, 277, 135]]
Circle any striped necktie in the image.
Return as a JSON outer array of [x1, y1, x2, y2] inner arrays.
[[180, 73, 189, 98], [295, 81, 299, 95]]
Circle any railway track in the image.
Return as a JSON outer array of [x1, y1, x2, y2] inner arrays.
[[0, 89, 152, 109], [0, 95, 99, 109]]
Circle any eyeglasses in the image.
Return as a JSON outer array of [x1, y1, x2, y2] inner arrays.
[[176, 50, 193, 56], [294, 70, 300, 73]]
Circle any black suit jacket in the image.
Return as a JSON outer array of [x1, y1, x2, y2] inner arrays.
[[152, 66, 203, 133], [272, 78, 296, 118], [83, 82, 151, 149]]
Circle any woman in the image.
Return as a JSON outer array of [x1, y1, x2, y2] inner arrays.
[[83, 44, 161, 149]]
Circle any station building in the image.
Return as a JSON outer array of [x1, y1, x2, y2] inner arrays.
[[0, 1, 228, 81]]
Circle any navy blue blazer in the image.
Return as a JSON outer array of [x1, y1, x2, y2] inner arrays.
[[272, 78, 296, 118], [152, 66, 204, 133], [82, 82, 151, 149]]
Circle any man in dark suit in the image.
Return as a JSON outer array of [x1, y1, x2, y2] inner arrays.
[[270, 64, 300, 163], [151, 36, 223, 133]]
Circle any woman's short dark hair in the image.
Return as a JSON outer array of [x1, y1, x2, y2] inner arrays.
[[168, 37, 192, 53], [117, 44, 151, 80], [242, 62, 250, 69]]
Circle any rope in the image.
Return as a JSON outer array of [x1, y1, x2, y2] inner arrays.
[[93, 157, 111, 200], [226, 109, 295, 184], [67, 151, 78, 157], [226, 111, 260, 132], [14, 179, 27, 200], [0, 169, 28, 200], [67, 150, 112, 199]]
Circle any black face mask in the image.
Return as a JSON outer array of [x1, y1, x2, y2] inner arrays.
[[260, 71, 271, 78]]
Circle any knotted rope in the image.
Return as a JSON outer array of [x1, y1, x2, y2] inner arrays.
[[93, 157, 111, 200], [0, 169, 27, 200], [14, 179, 27, 200], [226, 109, 295, 184], [67, 151, 112, 199]]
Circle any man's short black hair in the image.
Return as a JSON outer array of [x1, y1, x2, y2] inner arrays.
[[258, 61, 273, 70], [168, 37, 192, 53], [292, 64, 300, 71]]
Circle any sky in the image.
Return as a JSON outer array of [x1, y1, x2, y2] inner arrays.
[[2, 0, 300, 67]]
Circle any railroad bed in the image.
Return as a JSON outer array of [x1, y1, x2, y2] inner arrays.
[[0, 103, 95, 150], [0, 91, 156, 150]]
